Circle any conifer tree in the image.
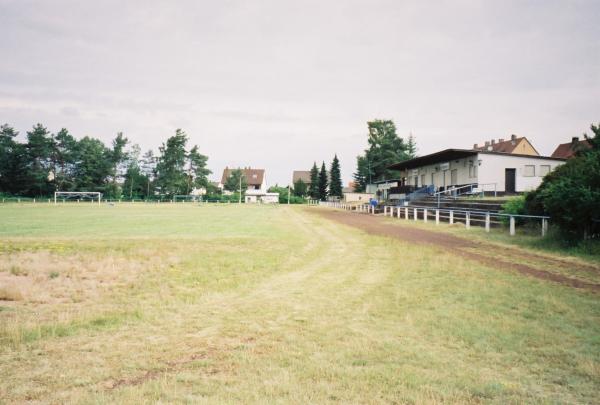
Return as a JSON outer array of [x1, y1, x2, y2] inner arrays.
[[318, 161, 328, 201], [329, 154, 343, 198], [309, 162, 319, 199]]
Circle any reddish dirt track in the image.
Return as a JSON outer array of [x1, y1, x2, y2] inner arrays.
[[313, 209, 600, 293]]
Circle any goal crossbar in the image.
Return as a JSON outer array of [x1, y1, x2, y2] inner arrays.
[[54, 192, 102, 205]]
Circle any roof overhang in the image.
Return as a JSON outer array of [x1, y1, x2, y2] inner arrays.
[[388, 149, 477, 171]]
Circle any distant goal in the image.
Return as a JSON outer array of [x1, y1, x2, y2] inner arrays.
[[54, 191, 102, 205]]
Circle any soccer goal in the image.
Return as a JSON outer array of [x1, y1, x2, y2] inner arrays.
[[173, 195, 201, 203], [54, 191, 102, 205]]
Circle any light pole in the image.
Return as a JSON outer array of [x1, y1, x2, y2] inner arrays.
[[239, 174, 242, 204]]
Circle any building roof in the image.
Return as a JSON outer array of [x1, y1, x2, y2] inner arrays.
[[388, 149, 565, 171], [221, 167, 265, 186], [473, 135, 539, 155], [389, 149, 477, 171], [551, 137, 592, 159], [292, 170, 311, 184]]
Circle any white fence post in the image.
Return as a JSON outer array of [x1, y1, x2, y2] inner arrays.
[[414, 208, 418, 221], [435, 209, 439, 225], [465, 212, 470, 229], [397, 207, 401, 218], [405, 207, 409, 220], [424, 208, 428, 223], [449, 210, 454, 224], [485, 213, 490, 233], [542, 218, 548, 237], [510, 216, 516, 236]]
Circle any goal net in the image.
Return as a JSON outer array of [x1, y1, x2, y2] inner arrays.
[[54, 191, 102, 205], [173, 195, 201, 202]]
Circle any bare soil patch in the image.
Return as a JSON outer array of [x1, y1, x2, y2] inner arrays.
[[314, 209, 600, 292]]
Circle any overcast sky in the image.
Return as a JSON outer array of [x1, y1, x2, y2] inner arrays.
[[1, 0, 599, 186]]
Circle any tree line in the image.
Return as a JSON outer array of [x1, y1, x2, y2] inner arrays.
[[0, 123, 210, 199], [293, 155, 343, 201]]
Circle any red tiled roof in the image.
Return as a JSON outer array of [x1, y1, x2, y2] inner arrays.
[[221, 167, 265, 186], [473, 136, 538, 154], [551, 139, 592, 159]]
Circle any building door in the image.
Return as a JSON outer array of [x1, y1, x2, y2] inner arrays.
[[442, 170, 448, 188], [505, 168, 516, 194], [450, 169, 458, 185], [431, 173, 435, 187], [414, 176, 419, 187]]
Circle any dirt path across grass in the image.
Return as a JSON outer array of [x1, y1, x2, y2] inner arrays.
[[313, 209, 600, 293]]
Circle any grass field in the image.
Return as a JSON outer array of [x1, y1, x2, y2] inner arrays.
[[1, 203, 599, 403]]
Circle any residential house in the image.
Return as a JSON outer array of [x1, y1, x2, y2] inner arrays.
[[551, 137, 593, 159], [292, 170, 312, 187], [220, 167, 266, 193], [473, 134, 539, 156]]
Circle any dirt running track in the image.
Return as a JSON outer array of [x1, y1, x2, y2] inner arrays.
[[314, 209, 600, 293]]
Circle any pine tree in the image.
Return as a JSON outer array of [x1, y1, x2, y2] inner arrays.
[[318, 161, 328, 201], [329, 154, 343, 198], [309, 162, 319, 199], [353, 155, 369, 192]]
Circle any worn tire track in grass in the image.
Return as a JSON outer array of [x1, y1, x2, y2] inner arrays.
[[314, 208, 600, 293]]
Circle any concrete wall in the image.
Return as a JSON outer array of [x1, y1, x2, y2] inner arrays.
[[405, 156, 479, 188], [477, 153, 564, 192], [344, 192, 374, 202]]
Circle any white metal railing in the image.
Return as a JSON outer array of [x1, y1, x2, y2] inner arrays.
[[319, 200, 550, 237]]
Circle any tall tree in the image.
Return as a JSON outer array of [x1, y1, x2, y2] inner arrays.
[[72, 136, 112, 192], [0, 124, 28, 195], [318, 161, 328, 201], [51, 128, 78, 191], [354, 120, 415, 184], [105, 132, 129, 198], [25, 123, 53, 196], [186, 145, 211, 194], [329, 154, 343, 198], [123, 144, 145, 199], [140, 150, 157, 198], [155, 129, 188, 196], [224, 168, 247, 193], [309, 162, 319, 199]]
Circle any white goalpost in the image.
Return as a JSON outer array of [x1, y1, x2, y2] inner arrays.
[[54, 191, 102, 205]]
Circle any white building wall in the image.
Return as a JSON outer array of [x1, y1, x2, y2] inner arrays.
[[477, 153, 564, 192], [406, 156, 479, 188]]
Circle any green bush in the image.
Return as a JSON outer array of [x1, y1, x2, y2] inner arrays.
[[525, 124, 600, 240], [500, 195, 528, 225]]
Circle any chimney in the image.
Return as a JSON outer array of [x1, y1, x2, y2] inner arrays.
[[499, 138, 504, 142], [484, 141, 490, 147], [511, 134, 517, 141], [572, 137, 579, 144], [473, 143, 478, 149], [491, 139, 496, 145]]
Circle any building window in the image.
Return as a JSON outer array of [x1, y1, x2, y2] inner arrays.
[[539, 165, 550, 176], [421, 174, 426, 186], [469, 164, 477, 178], [524, 165, 535, 177]]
